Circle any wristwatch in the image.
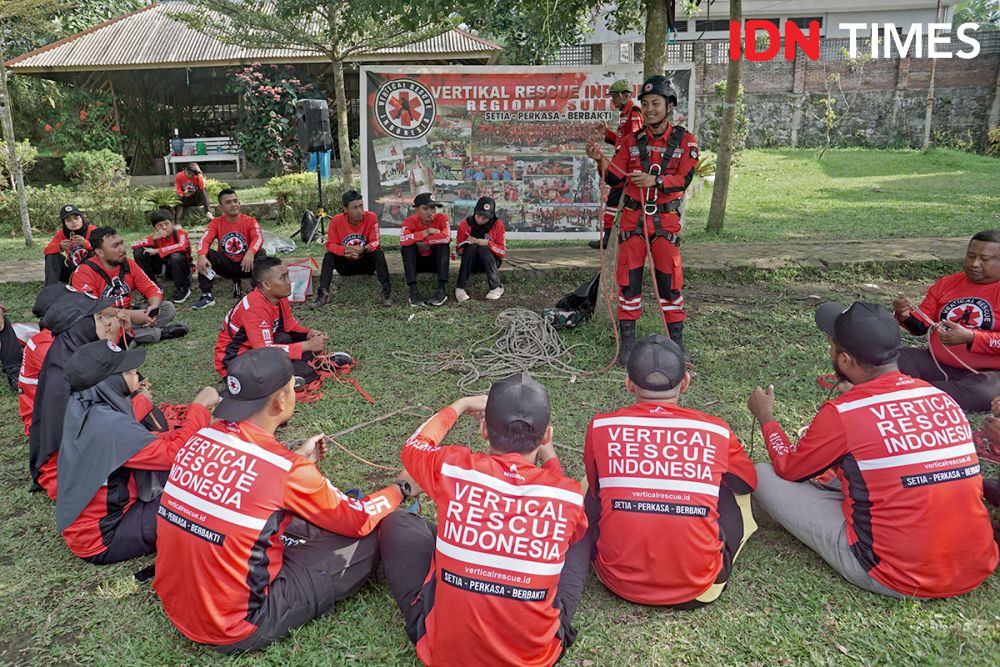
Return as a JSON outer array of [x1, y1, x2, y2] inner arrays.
[[654, 175, 663, 189], [394, 479, 414, 500]]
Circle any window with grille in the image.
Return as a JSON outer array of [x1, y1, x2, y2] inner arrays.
[[695, 19, 730, 32], [548, 45, 596, 66], [788, 16, 824, 30]]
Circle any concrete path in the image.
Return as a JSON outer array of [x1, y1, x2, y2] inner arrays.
[[0, 236, 967, 284]]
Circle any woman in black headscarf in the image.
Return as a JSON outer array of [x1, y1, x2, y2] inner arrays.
[[28, 292, 121, 498]]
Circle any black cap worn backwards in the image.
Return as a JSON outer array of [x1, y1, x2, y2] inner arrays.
[[815, 301, 901, 366], [627, 334, 686, 391], [473, 196, 497, 219], [215, 347, 294, 422], [413, 192, 442, 208], [66, 339, 147, 392], [485, 372, 551, 441], [59, 204, 82, 220], [32, 284, 72, 319], [342, 189, 363, 208]]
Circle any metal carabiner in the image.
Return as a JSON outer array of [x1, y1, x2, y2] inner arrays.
[[644, 162, 662, 216]]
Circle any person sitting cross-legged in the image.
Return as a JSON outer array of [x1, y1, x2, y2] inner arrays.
[[56, 340, 218, 564], [400, 192, 450, 307], [570, 334, 757, 609], [131, 209, 194, 304], [43, 204, 97, 286], [455, 196, 506, 303], [748, 301, 998, 598], [311, 189, 391, 309], [214, 256, 329, 383], [378, 373, 590, 667], [154, 347, 414, 653]]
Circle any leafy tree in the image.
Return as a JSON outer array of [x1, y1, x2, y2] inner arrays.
[[183, 0, 451, 185], [953, 0, 1000, 30], [460, 3, 596, 65], [705, 0, 740, 235]]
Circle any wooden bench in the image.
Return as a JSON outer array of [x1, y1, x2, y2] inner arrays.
[[164, 136, 243, 175]]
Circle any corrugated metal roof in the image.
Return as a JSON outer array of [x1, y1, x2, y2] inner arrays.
[[8, 2, 501, 72]]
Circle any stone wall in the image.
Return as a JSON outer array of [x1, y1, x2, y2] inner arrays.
[[691, 42, 1000, 151]]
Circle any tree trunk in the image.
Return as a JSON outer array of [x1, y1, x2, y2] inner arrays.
[[0, 61, 33, 246], [922, 0, 943, 150], [643, 0, 669, 78], [705, 0, 742, 235], [331, 58, 354, 186]]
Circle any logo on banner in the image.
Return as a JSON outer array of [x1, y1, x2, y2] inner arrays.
[[941, 298, 993, 330], [374, 78, 436, 139]]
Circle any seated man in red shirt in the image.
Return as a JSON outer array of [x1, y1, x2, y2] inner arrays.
[[892, 230, 1000, 412], [455, 196, 506, 303], [132, 209, 194, 304], [43, 204, 96, 285], [748, 301, 998, 598], [400, 192, 450, 307], [155, 347, 415, 653], [17, 285, 71, 435], [576, 334, 757, 609], [379, 373, 590, 667], [173, 163, 211, 224], [56, 340, 218, 564], [71, 226, 187, 344], [312, 189, 391, 309], [214, 256, 328, 382], [193, 188, 265, 309]]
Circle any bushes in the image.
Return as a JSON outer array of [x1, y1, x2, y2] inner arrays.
[[0, 139, 39, 187], [62, 149, 127, 188], [267, 172, 342, 224]]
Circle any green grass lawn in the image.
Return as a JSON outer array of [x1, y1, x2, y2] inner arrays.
[[2, 148, 997, 263], [0, 262, 996, 665]]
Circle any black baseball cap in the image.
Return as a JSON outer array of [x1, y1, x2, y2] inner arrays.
[[66, 339, 146, 392], [32, 284, 71, 319], [815, 301, 901, 366], [485, 372, 550, 441], [627, 334, 686, 391], [342, 189, 363, 208], [413, 192, 442, 207], [474, 196, 497, 219], [60, 204, 82, 220], [215, 347, 294, 422]]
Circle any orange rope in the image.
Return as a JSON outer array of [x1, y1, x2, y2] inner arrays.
[[907, 300, 980, 376]]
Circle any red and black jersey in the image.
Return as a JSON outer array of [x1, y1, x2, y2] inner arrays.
[[585, 403, 756, 605], [325, 211, 382, 256], [400, 213, 451, 255], [456, 217, 506, 259], [402, 406, 588, 667], [761, 371, 998, 598], [605, 98, 644, 151], [198, 214, 263, 262], [18, 329, 54, 437], [131, 229, 192, 260], [900, 271, 1000, 370], [43, 225, 96, 268], [213, 288, 310, 376], [175, 171, 206, 197], [154, 419, 402, 646], [71, 258, 162, 308], [61, 405, 211, 558], [605, 125, 699, 234]]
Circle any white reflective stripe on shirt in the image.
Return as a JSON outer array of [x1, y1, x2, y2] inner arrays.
[[856, 442, 977, 471], [18, 375, 38, 386], [590, 416, 730, 439], [834, 386, 943, 413], [201, 427, 293, 471], [436, 538, 565, 576], [163, 482, 266, 530], [440, 463, 583, 506], [598, 476, 720, 497]]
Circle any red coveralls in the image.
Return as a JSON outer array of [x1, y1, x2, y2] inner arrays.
[[605, 124, 699, 325], [602, 99, 643, 231]]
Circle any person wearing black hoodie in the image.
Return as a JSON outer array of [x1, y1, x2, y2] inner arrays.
[[17, 285, 73, 434], [0, 297, 21, 392], [56, 340, 218, 564], [28, 292, 123, 500]]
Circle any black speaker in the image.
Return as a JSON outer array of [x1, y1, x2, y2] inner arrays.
[[295, 99, 333, 153]]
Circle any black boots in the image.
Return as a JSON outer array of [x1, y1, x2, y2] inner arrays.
[[310, 286, 330, 310], [667, 321, 684, 351], [618, 320, 636, 366], [589, 229, 612, 250]]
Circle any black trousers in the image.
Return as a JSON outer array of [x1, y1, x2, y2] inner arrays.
[[216, 519, 378, 654], [1, 315, 22, 392], [198, 249, 264, 294], [133, 249, 192, 292], [83, 498, 159, 565], [44, 254, 74, 285], [456, 246, 502, 290], [897, 347, 1000, 412], [176, 190, 210, 222], [274, 331, 319, 384], [318, 249, 390, 292], [400, 245, 449, 287], [378, 510, 586, 653]]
